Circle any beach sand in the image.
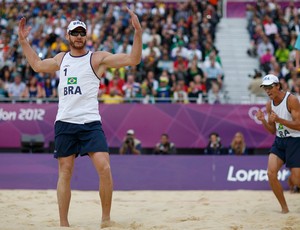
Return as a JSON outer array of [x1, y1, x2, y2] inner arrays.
[[0, 190, 299, 230]]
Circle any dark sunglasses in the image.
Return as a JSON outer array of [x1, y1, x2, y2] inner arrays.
[[262, 84, 274, 90], [69, 31, 86, 37]]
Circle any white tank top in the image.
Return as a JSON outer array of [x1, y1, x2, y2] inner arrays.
[[55, 51, 102, 124], [271, 92, 300, 137]]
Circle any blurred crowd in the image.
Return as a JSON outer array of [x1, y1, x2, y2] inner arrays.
[[0, 0, 225, 104], [246, 0, 300, 100]]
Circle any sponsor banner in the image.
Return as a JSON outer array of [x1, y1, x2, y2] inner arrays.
[[0, 103, 274, 149], [0, 154, 289, 190]]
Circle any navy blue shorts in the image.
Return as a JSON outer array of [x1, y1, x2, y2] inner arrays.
[[54, 120, 109, 158], [270, 136, 300, 168]]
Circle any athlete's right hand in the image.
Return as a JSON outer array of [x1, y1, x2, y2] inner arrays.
[[18, 17, 31, 42], [256, 109, 265, 121]]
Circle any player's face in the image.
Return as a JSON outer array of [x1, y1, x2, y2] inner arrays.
[[262, 84, 277, 99], [68, 29, 87, 50]]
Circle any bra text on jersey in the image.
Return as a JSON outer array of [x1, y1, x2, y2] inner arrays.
[[64, 86, 82, 95]]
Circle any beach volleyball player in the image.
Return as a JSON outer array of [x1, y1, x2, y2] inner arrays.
[[18, 8, 142, 227], [256, 74, 300, 213]]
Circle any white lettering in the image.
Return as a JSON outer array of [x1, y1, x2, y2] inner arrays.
[[18, 109, 45, 121], [227, 166, 236, 181], [227, 166, 289, 182], [236, 169, 248, 182], [0, 108, 17, 120], [248, 169, 259, 181], [0, 108, 46, 121]]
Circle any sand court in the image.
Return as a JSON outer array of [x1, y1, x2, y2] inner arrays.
[[0, 189, 300, 230]]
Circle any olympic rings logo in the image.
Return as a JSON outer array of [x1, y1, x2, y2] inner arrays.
[[248, 106, 267, 124]]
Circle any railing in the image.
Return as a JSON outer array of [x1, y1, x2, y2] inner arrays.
[[0, 96, 211, 104], [0, 93, 269, 104]]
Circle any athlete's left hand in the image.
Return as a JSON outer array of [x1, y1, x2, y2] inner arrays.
[[127, 7, 142, 32], [269, 110, 278, 123]]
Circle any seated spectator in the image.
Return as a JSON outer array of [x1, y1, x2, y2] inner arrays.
[[207, 81, 225, 104], [263, 15, 278, 45], [116, 38, 132, 54], [188, 81, 203, 103], [187, 41, 202, 62], [162, 15, 177, 38], [101, 87, 124, 104], [228, 132, 248, 155], [142, 40, 161, 60], [257, 35, 274, 59], [186, 59, 204, 85], [141, 70, 159, 98], [107, 71, 124, 96], [22, 76, 44, 99], [153, 133, 176, 155], [193, 74, 207, 99], [260, 48, 274, 74], [173, 80, 189, 104], [157, 48, 174, 73], [171, 40, 189, 60], [156, 75, 172, 103], [122, 74, 141, 102], [148, 28, 162, 47], [203, 48, 222, 68], [143, 48, 159, 73], [1, 66, 12, 92], [42, 76, 57, 98], [204, 132, 225, 155], [173, 57, 189, 84], [7, 73, 26, 100], [274, 40, 290, 67], [119, 129, 142, 155], [204, 55, 223, 91], [136, 85, 155, 104]]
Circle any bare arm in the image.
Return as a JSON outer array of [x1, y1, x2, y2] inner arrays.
[[95, 8, 142, 72], [273, 95, 300, 130], [18, 17, 61, 73], [256, 101, 276, 134]]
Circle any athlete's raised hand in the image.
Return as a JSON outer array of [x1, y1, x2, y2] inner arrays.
[[127, 7, 141, 32], [18, 17, 32, 42]]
